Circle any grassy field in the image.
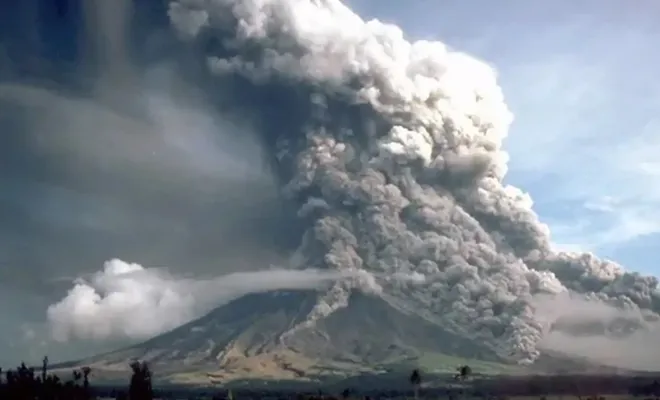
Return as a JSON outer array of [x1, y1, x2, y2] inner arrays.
[[414, 352, 518, 375]]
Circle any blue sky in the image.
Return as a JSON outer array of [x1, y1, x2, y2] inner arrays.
[[349, 0, 660, 275]]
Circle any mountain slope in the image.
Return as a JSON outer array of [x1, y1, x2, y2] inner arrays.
[[76, 290, 511, 383]]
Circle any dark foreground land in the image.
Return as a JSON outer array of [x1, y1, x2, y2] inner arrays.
[[3, 358, 660, 399], [150, 374, 660, 399], [86, 373, 660, 400]]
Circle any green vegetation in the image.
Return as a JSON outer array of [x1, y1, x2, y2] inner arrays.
[[407, 352, 518, 375]]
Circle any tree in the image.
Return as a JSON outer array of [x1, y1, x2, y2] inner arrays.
[[410, 368, 422, 399], [454, 365, 471, 381], [129, 360, 153, 400], [41, 356, 48, 383], [0, 356, 92, 399], [81, 366, 91, 389]]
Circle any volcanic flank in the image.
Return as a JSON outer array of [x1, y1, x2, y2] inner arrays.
[[73, 0, 660, 376], [78, 291, 506, 381]]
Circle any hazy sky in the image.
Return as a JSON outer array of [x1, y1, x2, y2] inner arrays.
[[0, 0, 299, 364], [0, 0, 659, 365], [348, 0, 660, 275]]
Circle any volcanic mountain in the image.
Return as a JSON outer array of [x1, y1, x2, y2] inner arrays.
[[48, 0, 660, 380], [75, 290, 509, 383], [67, 288, 642, 385]]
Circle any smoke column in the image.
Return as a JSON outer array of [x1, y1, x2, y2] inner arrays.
[[162, 0, 660, 365]]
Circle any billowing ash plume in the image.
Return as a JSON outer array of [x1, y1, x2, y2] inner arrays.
[[165, 0, 660, 364]]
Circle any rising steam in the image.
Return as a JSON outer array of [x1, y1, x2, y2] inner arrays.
[[163, 0, 660, 366]]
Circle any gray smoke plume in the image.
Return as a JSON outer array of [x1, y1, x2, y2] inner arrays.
[[163, 0, 660, 366]]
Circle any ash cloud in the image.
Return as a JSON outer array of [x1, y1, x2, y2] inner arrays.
[[164, 0, 660, 367], [535, 293, 660, 370]]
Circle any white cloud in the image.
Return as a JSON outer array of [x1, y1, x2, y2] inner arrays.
[[47, 259, 351, 342]]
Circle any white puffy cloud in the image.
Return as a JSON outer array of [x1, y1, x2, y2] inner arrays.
[[47, 259, 351, 342]]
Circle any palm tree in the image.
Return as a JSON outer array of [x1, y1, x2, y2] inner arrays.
[[81, 366, 91, 389], [72, 369, 82, 383], [410, 368, 422, 399], [341, 388, 350, 399], [454, 365, 471, 382], [129, 360, 153, 400], [41, 356, 48, 382]]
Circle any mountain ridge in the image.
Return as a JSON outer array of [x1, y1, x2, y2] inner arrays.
[[54, 288, 655, 386], [62, 289, 515, 383]]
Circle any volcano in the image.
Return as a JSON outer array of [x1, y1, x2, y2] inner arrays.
[[68, 289, 639, 385], [43, 0, 660, 380], [72, 290, 515, 383]]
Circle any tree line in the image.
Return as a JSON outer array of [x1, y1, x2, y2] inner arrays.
[[0, 356, 152, 400], [4, 358, 660, 400]]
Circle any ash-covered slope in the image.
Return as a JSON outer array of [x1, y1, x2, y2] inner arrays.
[[82, 290, 505, 380]]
